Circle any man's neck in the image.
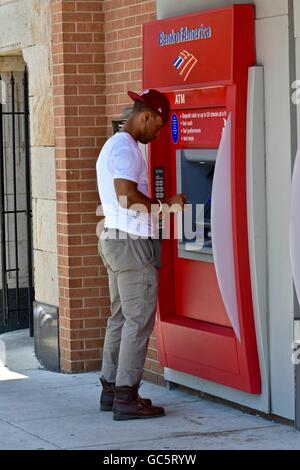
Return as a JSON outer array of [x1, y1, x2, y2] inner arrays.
[[121, 115, 139, 141]]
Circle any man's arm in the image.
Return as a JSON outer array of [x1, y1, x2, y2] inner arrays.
[[114, 178, 187, 213]]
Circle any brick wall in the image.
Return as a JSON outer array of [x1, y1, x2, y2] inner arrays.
[[52, 0, 163, 382], [52, 0, 109, 373], [103, 0, 156, 136]]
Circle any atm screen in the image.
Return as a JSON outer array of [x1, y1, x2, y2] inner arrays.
[[176, 149, 217, 262]]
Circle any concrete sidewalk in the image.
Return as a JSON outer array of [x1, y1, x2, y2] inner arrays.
[[0, 330, 300, 450]]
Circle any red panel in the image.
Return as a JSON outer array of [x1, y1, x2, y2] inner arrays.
[[145, 5, 261, 394], [165, 87, 227, 110], [161, 317, 239, 374], [170, 105, 230, 328], [170, 106, 226, 147], [174, 258, 231, 327], [143, 8, 233, 89]]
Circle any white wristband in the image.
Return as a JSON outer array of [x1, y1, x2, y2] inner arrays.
[[154, 199, 162, 215], [157, 199, 162, 213]]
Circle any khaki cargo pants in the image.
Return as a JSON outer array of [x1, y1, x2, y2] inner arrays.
[[98, 229, 159, 387]]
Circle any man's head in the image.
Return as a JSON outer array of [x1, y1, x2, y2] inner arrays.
[[127, 89, 170, 144]]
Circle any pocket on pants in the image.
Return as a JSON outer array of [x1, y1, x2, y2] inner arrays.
[[98, 238, 102, 256], [101, 238, 127, 271], [132, 238, 154, 267], [98, 238, 109, 268]]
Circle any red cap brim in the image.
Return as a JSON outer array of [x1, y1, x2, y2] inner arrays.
[[127, 91, 148, 105], [127, 90, 170, 123]]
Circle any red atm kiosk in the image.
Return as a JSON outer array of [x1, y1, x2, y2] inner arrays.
[[144, 5, 261, 393]]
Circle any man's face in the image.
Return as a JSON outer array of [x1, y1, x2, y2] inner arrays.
[[139, 112, 164, 144]]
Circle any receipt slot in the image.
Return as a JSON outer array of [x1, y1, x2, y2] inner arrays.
[[144, 5, 262, 393]]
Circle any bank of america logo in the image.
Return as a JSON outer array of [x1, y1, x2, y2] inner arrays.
[[173, 50, 198, 82]]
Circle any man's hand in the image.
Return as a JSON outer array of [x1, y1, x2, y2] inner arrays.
[[114, 179, 189, 215], [166, 194, 189, 213]]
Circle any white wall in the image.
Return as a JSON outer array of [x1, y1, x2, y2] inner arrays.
[[157, 0, 295, 420], [294, 0, 300, 139], [256, 9, 294, 421], [157, 0, 288, 20]]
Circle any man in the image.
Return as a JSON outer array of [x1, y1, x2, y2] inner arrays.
[[96, 89, 187, 420]]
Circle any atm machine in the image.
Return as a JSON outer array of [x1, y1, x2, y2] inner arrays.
[[144, 5, 268, 396]]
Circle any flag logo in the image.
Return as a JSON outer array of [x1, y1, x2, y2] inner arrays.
[[173, 50, 198, 82]]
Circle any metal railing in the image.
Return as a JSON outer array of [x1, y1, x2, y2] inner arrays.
[[0, 69, 34, 336]]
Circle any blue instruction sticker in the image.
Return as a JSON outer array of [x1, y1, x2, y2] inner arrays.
[[171, 113, 179, 145]]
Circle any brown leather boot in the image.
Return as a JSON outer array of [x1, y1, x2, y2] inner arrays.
[[113, 384, 165, 420], [100, 378, 152, 411], [100, 378, 115, 411]]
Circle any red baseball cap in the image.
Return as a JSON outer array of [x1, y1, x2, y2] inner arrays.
[[127, 89, 170, 124]]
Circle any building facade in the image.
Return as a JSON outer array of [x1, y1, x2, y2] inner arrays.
[[0, 0, 299, 423]]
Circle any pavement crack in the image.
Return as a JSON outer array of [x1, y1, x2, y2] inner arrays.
[[68, 424, 280, 450], [0, 418, 62, 449]]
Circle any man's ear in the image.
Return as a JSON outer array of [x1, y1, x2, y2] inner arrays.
[[144, 111, 151, 121]]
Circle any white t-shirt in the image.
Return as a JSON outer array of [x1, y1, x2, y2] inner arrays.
[[96, 132, 153, 237]]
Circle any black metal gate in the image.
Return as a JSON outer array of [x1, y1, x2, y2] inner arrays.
[[0, 69, 34, 336]]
